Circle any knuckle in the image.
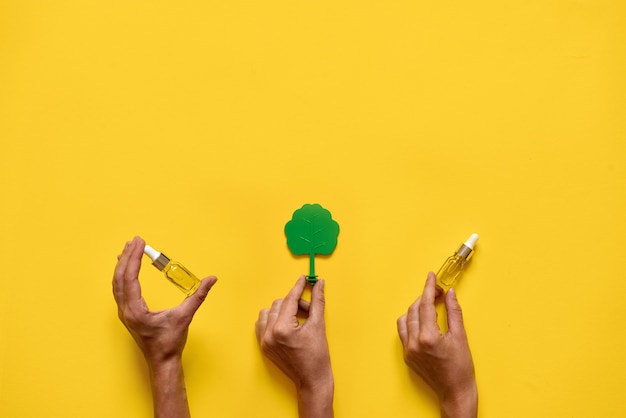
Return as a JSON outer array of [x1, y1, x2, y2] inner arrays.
[[195, 291, 207, 304], [418, 332, 438, 349], [260, 335, 277, 354], [120, 307, 131, 320], [121, 307, 139, 326], [405, 339, 422, 361], [271, 323, 290, 341], [449, 300, 463, 314]]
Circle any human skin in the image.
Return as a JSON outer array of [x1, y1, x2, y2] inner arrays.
[[113, 236, 217, 418], [397, 272, 478, 418], [255, 276, 334, 418]]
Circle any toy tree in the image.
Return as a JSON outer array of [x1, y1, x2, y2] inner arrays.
[[285, 203, 340, 285]]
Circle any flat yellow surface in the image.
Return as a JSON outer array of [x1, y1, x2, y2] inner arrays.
[[1, 1, 625, 417]]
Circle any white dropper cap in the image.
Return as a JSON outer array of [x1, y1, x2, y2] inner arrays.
[[144, 245, 161, 261], [464, 233, 479, 249], [144, 244, 171, 270]]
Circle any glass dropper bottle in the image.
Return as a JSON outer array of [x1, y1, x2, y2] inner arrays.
[[143, 245, 201, 296], [436, 233, 479, 291]]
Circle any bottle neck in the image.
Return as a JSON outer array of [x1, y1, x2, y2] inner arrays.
[[152, 253, 171, 270], [456, 244, 473, 260]]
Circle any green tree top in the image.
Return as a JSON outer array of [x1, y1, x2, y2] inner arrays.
[[284, 203, 340, 285]]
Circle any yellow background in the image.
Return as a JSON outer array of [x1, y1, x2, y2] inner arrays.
[[1, 1, 625, 417]]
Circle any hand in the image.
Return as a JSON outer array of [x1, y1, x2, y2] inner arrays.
[[112, 236, 217, 418], [112, 236, 217, 367], [255, 276, 334, 418], [397, 272, 477, 418]]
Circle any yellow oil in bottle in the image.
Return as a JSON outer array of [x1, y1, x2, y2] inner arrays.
[[436, 254, 468, 290], [144, 245, 201, 296], [434, 234, 478, 331], [435, 234, 478, 291], [163, 262, 201, 295]]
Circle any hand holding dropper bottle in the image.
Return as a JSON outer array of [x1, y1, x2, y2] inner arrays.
[[436, 233, 479, 291], [143, 245, 201, 296]]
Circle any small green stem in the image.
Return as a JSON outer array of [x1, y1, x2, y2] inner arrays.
[[307, 253, 317, 285], [309, 253, 315, 277]]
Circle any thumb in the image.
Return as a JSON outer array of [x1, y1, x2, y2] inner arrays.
[[445, 288, 466, 336], [179, 276, 218, 319], [308, 279, 326, 324]]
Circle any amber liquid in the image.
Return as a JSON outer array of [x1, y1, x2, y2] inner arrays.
[[436, 254, 466, 290], [163, 262, 201, 295]]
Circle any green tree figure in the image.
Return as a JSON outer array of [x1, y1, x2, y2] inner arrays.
[[285, 203, 340, 285]]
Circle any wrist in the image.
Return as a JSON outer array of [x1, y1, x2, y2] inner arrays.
[[296, 371, 334, 418], [147, 354, 183, 376], [148, 356, 190, 418], [440, 383, 478, 418]]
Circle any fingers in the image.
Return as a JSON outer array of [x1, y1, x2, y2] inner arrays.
[[178, 276, 218, 320], [406, 296, 421, 333], [112, 240, 133, 306], [435, 284, 444, 299], [256, 295, 284, 344], [401, 272, 438, 347], [418, 272, 439, 334], [397, 314, 408, 347], [256, 308, 269, 343], [277, 276, 307, 322], [122, 236, 146, 309], [445, 288, 466, 337], [266, 298, 284, 330], [298, 298, 310, 313], [307, 279, 326, 325]]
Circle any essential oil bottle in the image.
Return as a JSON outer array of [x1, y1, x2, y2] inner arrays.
[[436, 233, 479, 291], [143, 245, 201, 296]]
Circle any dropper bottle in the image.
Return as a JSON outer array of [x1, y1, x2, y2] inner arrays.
[[436, 233, 479, 291], [143, 245, 201, 296]]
